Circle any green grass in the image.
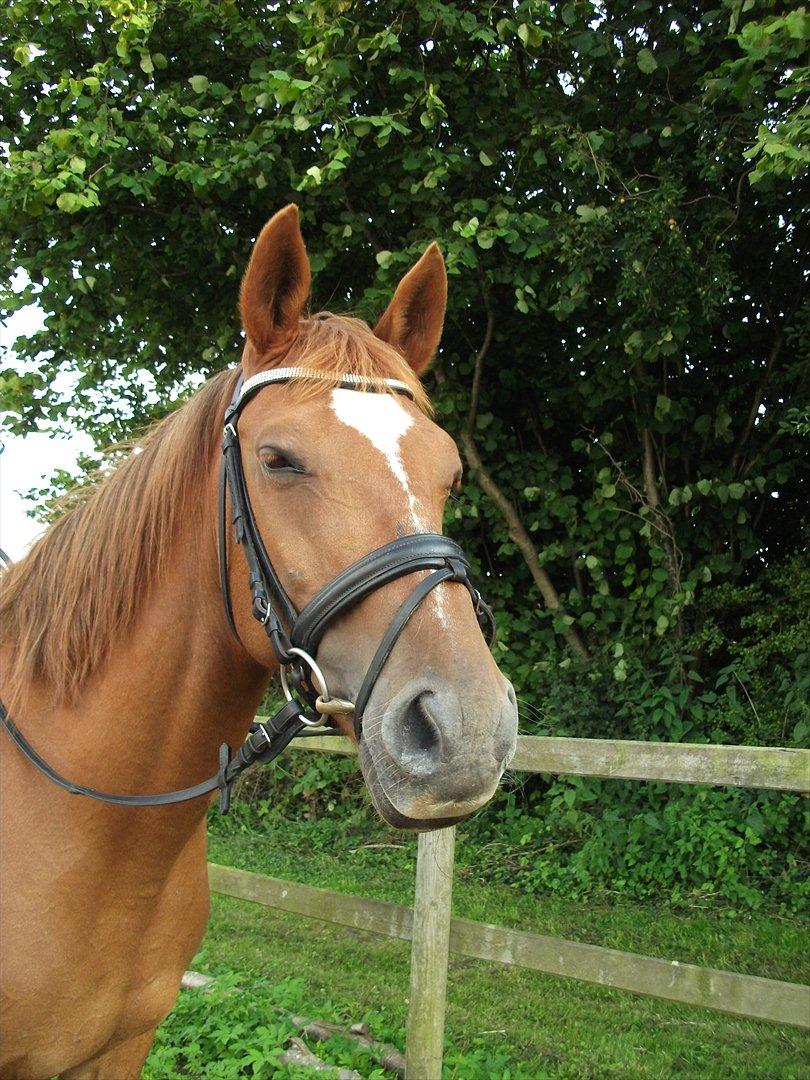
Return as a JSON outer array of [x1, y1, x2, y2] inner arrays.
[[144, 814, 809, 1078]]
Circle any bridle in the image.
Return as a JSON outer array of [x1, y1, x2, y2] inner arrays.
[[0, 368, 495, 812]]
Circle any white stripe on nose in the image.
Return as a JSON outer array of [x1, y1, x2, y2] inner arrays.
[[330, 388, 447, 626]]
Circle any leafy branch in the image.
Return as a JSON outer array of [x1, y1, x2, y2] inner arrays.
[[456, 276, 591, 663]]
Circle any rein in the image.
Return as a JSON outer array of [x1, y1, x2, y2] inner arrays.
[[0, 368, 495, 813]]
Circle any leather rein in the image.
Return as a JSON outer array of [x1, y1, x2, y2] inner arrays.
[[0, 368, 495, 813]]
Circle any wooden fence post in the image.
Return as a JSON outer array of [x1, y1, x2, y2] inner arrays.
[[405, 825, 456, 1080]]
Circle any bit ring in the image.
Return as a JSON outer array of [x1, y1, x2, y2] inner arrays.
[[279, 647, 332, 727]]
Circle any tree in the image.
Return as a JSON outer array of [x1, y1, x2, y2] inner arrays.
[[2, 0, 807, 740]]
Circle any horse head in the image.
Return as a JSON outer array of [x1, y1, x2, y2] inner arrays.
[[227, 205, 518, 828]]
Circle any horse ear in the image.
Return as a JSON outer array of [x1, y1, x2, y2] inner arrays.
[[240, 204, 311, 367], [374, 243, 447, 375]]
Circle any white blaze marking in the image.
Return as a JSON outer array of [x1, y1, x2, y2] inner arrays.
[[330, 388, 447, 625]]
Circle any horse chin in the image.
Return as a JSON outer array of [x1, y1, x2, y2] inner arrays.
[[358, 742, 471, 832]]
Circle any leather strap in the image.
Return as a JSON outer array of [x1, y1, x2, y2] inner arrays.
[[0, 697, 339, 811], [218, 451, 239, 641], [219, 373, 299, 663], [222, 422, 299, 642], [352, 566, 458, 733], [292, 534, 472, 654], [0, 700, 221, 806]]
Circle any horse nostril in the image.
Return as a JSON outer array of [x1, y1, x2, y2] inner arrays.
[[382, 691, 442, 772], [405, 693, 441, 753], [494, 680, 519, 765]]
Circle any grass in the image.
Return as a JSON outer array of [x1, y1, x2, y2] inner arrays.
[[143, 812, 809, 1078]]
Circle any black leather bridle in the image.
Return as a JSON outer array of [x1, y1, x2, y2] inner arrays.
[[0, 368, 495, 812]]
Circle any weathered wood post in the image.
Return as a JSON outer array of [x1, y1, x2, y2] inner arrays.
[[405, 825, 456, 1080]]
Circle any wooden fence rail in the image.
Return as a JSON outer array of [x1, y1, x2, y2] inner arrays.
[[209, 728, 810, 1077], [208, 862, 809, 1028], [287, 730, 810, 792]]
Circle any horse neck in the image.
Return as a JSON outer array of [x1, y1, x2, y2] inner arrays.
[[17, 471, 271, 837]]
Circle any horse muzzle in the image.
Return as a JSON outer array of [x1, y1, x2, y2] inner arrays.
[[357, 676, 518, 829]]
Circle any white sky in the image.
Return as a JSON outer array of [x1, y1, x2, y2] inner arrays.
[[0, 304, 94, 561]]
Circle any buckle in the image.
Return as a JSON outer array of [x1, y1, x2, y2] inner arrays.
[[252, 593, 272, 625], [249, 723, 274, 751], [223, 421, 238, 450]]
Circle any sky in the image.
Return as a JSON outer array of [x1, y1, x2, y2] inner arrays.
[[0, 304, 94, 561]]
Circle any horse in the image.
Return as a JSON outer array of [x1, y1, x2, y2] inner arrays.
[[0, 205, 518, 1078]]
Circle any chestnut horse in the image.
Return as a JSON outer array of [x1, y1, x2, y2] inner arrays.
[[0, 206, 517, 1078]]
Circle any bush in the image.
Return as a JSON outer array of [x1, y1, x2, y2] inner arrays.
[[466, 781, 808, 915]]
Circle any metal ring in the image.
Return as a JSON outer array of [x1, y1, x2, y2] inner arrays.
[[279, 647, 331, 727], [299, 712, 328, 729]]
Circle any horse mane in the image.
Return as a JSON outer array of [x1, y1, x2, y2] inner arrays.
[[0, 313, 429, 710]]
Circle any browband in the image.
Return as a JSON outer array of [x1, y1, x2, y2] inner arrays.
[[238, 367, 416, 405]]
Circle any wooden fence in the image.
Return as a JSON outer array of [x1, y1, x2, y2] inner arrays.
[[209, 728, 810, 1078]]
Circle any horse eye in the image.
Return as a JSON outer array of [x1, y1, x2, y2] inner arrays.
[[261, 450, 298, 473]]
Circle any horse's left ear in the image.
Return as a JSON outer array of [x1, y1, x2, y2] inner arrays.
[[374, 243, 447, 375]]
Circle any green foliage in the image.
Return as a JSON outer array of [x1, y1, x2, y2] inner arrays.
[[468, 781, 808, 914], [194, 889, 809, 1079], [684, 551, 810, 745], [144, 972, 398, 1079], [146, 963, 531, 1078], [207, 751, 364, 837], [2, 1, 807, 911], [720, 5, 810, 184], [209, 759, 808, 915]]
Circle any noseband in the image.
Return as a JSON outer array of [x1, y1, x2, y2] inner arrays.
[[0, 368, 495, 812]]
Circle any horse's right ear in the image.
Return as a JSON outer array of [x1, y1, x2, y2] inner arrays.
[[240, 205, 311, 369]]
